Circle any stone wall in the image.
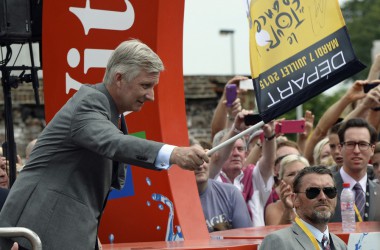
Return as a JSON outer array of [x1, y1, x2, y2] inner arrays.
[[0, 80, 45, 160], [184, 75, 255, 145]]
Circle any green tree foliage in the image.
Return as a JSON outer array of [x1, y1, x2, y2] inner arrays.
[[341, 0, 380, 80]]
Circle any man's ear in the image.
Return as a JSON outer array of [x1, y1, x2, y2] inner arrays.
[[115, 73, 123, 87], [370, 144, 375, 157]]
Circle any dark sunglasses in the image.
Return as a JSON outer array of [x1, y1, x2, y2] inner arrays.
[[298, 187, 337, 199]]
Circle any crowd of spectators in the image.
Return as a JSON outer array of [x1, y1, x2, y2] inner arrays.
[[1, 51, 380, 248], [191, 53, 380, 247]]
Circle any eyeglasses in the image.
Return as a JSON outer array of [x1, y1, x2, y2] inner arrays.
[[342, 141, 372, 151], [297, 187, 337, 199]]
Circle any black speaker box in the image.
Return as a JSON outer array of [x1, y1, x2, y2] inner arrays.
[[30, 0, 42, 42], [0, 0, 32, 44]]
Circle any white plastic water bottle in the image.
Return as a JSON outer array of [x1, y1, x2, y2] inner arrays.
[[341, 183, 356, 232]]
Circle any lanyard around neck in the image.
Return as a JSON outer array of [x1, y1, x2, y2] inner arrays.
[[354, 204, 363, 222], [295, 216, 321, 250]]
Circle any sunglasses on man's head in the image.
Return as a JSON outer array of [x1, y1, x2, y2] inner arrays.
[[297, 187, 337, 199]]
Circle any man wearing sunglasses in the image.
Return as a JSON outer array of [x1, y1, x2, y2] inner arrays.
[[330, 118, 380, 222], [260, 166, 346, 250]]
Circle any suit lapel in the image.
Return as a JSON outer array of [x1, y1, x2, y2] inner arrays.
[[112, 114, 128, 189], [329, 233, 340, 250], [120, 114, 128, 134], [90, 83, 119, 126], [334, 171, 344, 186], [332, 172, 344, 222], [368, 179, 379, 220], [111, 116, 128, 190], [89, 83, 126, 190], [291, 223, 316, 250]]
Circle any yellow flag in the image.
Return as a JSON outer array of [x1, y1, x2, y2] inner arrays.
[[247, 0, 365, 122]]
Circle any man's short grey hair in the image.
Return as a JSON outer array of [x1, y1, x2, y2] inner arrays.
[[212, 128, 247, 151], [103, 39, 164, 84]]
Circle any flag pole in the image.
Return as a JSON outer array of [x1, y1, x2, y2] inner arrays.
[[206, 121, 265, 156]]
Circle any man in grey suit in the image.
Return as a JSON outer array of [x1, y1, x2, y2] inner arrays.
[[260, 166, 346, 250], [330, 118, 380, 222], [0, 39, 209, 249]]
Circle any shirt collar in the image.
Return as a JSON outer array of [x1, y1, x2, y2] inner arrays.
[[340, 167, 367, 192], [219, 170, 244, 191], [300, 218, 329, 244]]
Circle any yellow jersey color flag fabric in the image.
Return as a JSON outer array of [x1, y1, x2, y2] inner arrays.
[[247, 0, 365, 122]]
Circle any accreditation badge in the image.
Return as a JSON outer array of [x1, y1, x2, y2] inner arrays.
[[246, 0, 365, 122]]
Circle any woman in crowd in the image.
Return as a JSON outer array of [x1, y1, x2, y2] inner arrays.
[[313, 137, 334, 166], [264, 154, 309, 225]]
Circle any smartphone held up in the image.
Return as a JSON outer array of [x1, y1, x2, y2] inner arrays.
[[244, 114, 262, 126], [363, 82, 380, 93], [363, 82, 380, 110], [275, 120, 305, 134], [226, 84, 237, 107], [253, 119, 306, 141]]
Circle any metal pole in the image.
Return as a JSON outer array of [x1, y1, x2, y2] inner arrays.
[[230, 32, 235, 75], [219, 29, 235, 75], [296, 105, 303, 119], [0, 227, 42, 250], [1, 69, 17, 187]]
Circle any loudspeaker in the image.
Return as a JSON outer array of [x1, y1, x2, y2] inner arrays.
[[0, 0, 32, 44], [30, 0, 42, 42]]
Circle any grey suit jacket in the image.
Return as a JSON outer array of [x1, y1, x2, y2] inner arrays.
[[330, 172, 380, 222], [259, 223, 347, 250], [0, 187, 8, 211], [0, 83, 165, 249]]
